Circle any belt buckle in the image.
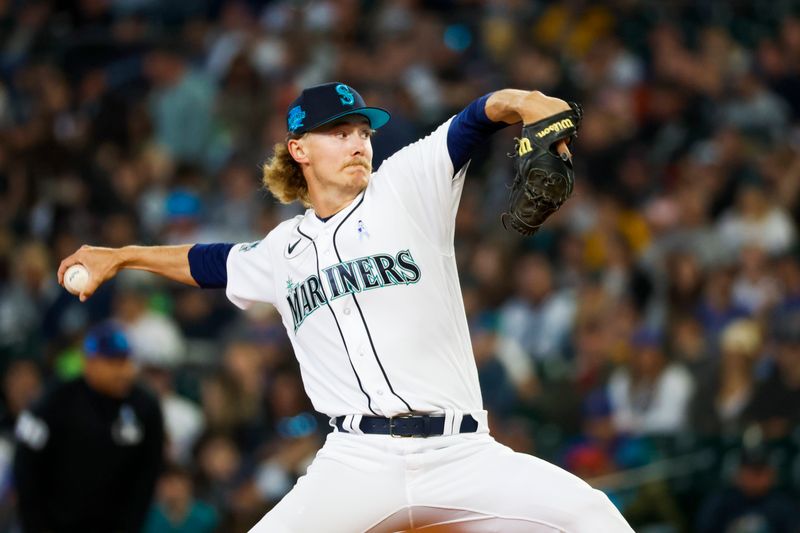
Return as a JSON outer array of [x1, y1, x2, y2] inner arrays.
[[389, 414, 418, 438]]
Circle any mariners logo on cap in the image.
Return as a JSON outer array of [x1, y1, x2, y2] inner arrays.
[[285, 82, 390, 135], [288, 106, 306, 132], [336, 84, 355, 106]]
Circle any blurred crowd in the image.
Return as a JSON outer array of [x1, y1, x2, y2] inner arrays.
[[1, 0, 800, 531]]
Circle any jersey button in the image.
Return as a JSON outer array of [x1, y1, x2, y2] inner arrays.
[[376, 389, 384, 396], [343, 308, 351, 315]]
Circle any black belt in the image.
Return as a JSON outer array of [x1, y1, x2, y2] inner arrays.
[[334, 414, 478, 438]]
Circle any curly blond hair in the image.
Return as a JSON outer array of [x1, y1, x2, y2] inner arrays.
[[262, 136, 311, 207]]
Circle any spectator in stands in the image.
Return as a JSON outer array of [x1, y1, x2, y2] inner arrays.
[[497, 253, 576, 363], [0, 242, 53, 359], [746, 312, 800, 440], [14, 321, 164, 533], [662, 250, 706, 327], [144, 45, 230, 170], [0, 359, 41, 531], [192, 432, 244, 526], [140, 362, 204, 465], [250, 365, 325, 507], [695, 265, 751, 345], [690, 319, 761, 437], [696, 446, 799, 533], [113, 272, 187, 367], [668, 316, 712, 379], [716, 180, 796, 257], [608, 328, 694, 436], [0, 360, 42, 436], [773, 253, 800, 312], [731, 244, 780, 317], [144, 464, 218, 533], [470, 314, 518, 420], [200, 372, 241, 435]]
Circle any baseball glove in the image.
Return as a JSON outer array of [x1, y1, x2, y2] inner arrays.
[[502, 102, 583, 236]]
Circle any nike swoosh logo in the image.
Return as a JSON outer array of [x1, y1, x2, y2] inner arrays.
[[288, 239, 301, 254]]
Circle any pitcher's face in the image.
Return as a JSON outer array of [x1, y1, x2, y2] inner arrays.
[[291, 116, 374, 196]]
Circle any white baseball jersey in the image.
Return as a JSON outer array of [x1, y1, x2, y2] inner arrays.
[[225, 118, 482, 419], [214, 102, 634, 533]]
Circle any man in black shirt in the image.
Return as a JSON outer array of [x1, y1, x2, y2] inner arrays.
[[14, 321, 164, 533], [746, 312, 800, 439], [696, 446, 799, 533]]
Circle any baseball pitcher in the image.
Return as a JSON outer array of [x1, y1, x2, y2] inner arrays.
[[59, 82, 633, 532]]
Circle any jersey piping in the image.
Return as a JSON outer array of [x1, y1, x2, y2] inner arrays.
[[297, 225, 378, 415], [331, 193, 414, 412]]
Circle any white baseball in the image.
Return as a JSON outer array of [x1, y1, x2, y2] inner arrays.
[[64, 264, 90, 295]]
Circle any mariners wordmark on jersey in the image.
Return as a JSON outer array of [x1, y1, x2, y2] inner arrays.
[[287, 249, 421, 331]]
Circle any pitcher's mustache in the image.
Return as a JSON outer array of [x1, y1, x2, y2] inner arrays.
[[342, 158, 372, 172]]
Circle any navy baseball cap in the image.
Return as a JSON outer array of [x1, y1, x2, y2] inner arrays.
[[286, 82, 390, 135], [84, 321, 131, 359]]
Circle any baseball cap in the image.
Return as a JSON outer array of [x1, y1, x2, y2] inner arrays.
[[84, 321, 131, 359], [165, 189, 202, 221], [286, 82, 390, 135]]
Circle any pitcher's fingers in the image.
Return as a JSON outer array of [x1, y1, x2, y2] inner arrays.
[[57, 257, 76, 285], [78, 285, 94, 303], [79, 276, 102, 302], [555, 140, 572, 160], [540, 94, 571, 113], [58, 247, 88, 283]]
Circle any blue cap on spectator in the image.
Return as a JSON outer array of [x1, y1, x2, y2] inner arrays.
[[631, 327, 663, 349], [286, 82, 390, 135], [165, 190, 202, 221], [84, 321, 131, 359]]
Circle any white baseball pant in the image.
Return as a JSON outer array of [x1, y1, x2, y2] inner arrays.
[[249, 428, 634, 532]]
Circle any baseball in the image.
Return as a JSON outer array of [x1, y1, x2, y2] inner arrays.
[[64, 264, 90, 295]]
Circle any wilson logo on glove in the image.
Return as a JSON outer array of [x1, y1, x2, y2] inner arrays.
[[535, 118, 575, 139], [517, 138, 532, 156]]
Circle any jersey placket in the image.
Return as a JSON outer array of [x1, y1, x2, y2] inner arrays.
[[320, 216, 413, 416]]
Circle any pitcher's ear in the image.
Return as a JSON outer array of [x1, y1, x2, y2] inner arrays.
[[287, 138, 308, 163]]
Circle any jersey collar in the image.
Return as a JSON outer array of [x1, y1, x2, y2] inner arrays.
[[298, 190, 366, 238]]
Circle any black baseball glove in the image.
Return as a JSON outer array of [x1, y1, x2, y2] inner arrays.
[[502, 102, 583, 236]]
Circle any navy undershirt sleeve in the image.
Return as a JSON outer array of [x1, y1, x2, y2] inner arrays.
[[188, 243, 234, 289], [447, 92, 510, 173]]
